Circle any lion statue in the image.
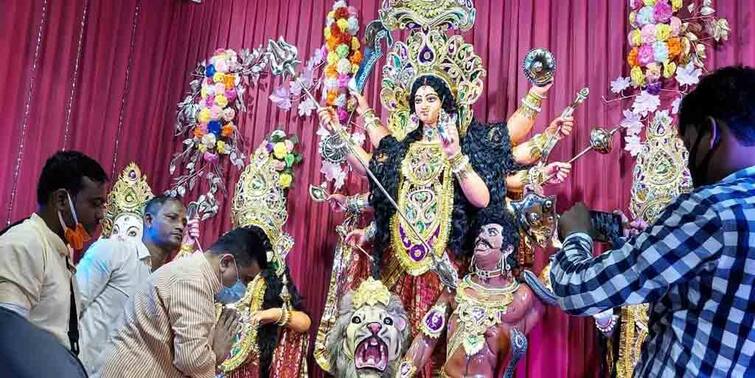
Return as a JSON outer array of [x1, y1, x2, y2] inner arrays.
[[325, 278, 409, 377]]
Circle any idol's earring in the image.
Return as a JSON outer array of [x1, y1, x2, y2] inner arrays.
[[469, 254, 477, 273], [439, 109, 449, 129]]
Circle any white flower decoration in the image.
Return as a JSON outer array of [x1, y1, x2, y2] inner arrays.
[[620, 109, 644, 136], [351, 131, 366, 146], [671, 96, 682, 115], [631, 91, 661, 117], [269, 86, 292, 111], [624, 134, 644, 157], [676, 63, 702, 87], [610, 76, 632, 94]]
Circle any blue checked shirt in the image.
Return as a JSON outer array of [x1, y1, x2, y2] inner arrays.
[[550, 166, 755, 377]]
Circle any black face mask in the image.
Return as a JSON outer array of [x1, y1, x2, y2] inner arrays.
[[687, 122, 721, 187]]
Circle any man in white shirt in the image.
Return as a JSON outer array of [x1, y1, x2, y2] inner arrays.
[[0, 151, 108, 354], [76, 195, 195, 372]]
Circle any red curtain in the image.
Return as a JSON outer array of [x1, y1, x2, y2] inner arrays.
[[2, 1, 753, 377]]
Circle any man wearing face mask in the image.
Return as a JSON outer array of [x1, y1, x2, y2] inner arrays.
[[75, 195, 198, 373], [95, 226, 269, 378], [0, 150, 107, 355], [552, 65, 755, 377]]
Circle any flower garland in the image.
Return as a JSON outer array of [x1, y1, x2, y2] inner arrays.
[[608, 0, 729, 156], [195, 49, 242, 161], [265, 130, 303, 189], [172, 40, 299, 219], [323, 1, 362, 123], [268, 1, 365, 190]]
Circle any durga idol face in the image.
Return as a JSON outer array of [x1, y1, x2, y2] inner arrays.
[[111, 213, 144, 242], [413, 85, 442, 127]]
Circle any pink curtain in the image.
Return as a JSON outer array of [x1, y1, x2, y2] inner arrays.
[[2, 1, 753, 377]]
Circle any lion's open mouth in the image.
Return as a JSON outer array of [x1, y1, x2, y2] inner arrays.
[[355, 335, 389, 371]]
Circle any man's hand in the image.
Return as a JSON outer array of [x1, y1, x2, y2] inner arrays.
[[181, 218, 200, 246], [213, 307, 240, 364], [614, 210, 649, 238], [558, 202, 594, 239]]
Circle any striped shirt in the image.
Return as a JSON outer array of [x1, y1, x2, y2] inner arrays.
[[95, 253, 222, 378], [550, 166, 755, 377]]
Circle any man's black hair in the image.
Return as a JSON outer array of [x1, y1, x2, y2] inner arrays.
[[36, 151, 108, 206], [144, 195, 183, 216], [679, 65, 755, 145], [209, 226, 271, 269]]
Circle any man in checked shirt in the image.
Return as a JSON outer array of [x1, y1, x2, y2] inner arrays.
[[553, 65, 755, 377]]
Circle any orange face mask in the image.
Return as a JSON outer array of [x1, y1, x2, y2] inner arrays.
[[57, 191, 91, 251]]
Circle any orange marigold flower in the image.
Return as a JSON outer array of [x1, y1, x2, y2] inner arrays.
[[327, 38, 338, 51], [325, 65, 338, 78], [667, 37, 682, 59], [350, 50, 363, 64], [627, 47, 640, 68], [221, 124, 234, 137], [326, 90, 338, 105], [193, 126, 205, 138], [223, 74, 235, 89]]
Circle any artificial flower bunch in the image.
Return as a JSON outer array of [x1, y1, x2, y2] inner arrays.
[[322, 0, 362, 123], [192, 49, 243, 162], [626, 0, 729, 92], [611, 0, 729, 157], [264, 130, 303, 189]]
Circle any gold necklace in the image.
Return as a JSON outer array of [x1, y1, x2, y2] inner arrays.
[[218, 275, 267, 373], [391, 141, 454, 276], [447, 276, 518, 358]]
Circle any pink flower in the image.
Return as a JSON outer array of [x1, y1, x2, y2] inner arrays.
[[630, 0, 643, 10], [205, 96, 215, 107], [210, 105, 223, 120], [669, 16, 682, 36], [214, 83, 226, 96], [653, 1, 673, 23], [273, 160, 286, 171], [225, 89, 237, 102], [337, 107, 348, 122], [337, 74, 350, 88], [640, 24, 657, 44], [638, 44, 655, 66], [347, 6, 358, 16], [203, 152, 219, 163], [284, 140, 294, 152]]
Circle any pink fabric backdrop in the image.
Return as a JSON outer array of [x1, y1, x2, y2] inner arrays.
[[2, 1, 753, 376]]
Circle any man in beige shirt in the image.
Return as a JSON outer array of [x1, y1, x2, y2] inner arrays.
[[96, 226, 270, 378], [0, 151, 107, 354], [76, 195, 195, 373]]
